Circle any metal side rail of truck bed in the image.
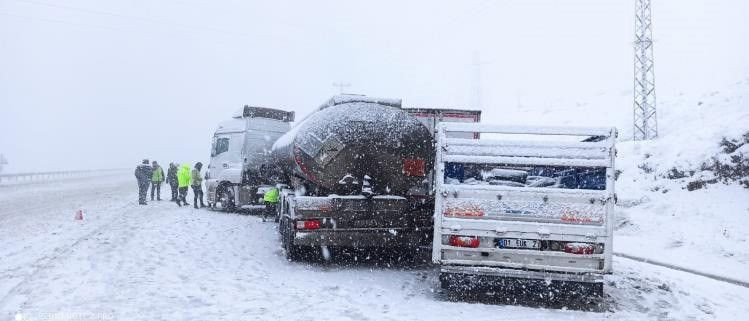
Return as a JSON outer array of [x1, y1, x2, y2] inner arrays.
[[431, 123, 617, 292]]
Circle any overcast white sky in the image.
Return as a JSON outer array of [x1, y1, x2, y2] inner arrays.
[[1, 0, 747, 173]]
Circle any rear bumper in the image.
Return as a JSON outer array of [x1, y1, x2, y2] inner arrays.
[[294, 228, 431, 248], [440, 265, 603, 283]]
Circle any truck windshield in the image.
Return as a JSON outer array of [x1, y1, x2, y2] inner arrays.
[[444, 163, 606, 190], [213, 137, 230, 156]]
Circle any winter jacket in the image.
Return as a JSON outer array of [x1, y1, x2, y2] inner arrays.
[[177, 164, 191, 188], [191, 168, 203, 187], [151, 165, 164, 182], [263, 187, 279, 203], [134, 164, 152, 184], [166, 165, 178, 185]]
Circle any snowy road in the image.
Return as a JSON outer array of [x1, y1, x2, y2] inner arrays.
[[2, 173, 748, 321]]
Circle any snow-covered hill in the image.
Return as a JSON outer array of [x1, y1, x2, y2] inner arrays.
[[485, 75, 749, 282], [497, 75, 749, 283], [614, 78, 749, 283]]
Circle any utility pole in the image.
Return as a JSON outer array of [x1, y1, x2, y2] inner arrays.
[[633, 0, 658, 140], [471, 52, 489, 109], [332, 82, 351, 94]]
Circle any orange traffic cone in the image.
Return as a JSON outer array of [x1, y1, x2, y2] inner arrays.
[[74, 210, 84, 220]]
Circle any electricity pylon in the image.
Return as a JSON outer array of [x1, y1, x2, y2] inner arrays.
[[633, 0, 658, 140]]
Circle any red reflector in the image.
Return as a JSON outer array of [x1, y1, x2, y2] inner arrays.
[[296, 220, 321, 230], [564, 242, 594, 254], [444, 206, 485, 217], [449, 235, 480, 248], [403, 158, 426, 177]]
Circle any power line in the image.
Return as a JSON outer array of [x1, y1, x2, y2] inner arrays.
[[10, 0, 255, 38], [0, 11, 125, 31]]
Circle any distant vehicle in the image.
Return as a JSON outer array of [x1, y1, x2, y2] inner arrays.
[[0, 153, 7, 174], [271, 95, 481, 260], [205, 106, 294, 211], [432, 123, 617, 297]]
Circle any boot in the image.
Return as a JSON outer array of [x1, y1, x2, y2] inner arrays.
[[194, 204, 199, 209]]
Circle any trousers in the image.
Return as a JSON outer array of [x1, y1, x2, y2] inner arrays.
[[177, 186, 189, 206], [192, 185, 205, 208], [137, 181, 149, 204], [151, 182, 162, 200], [169, 183, 178, 201]]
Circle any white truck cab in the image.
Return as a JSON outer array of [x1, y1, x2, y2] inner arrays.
[[206, 106, 294, 210]]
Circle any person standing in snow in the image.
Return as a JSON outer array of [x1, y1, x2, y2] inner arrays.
[[166, 162, 179, 202], [134, 159, 153, 205], [263, 186, 279, 222], [150, 161, 164, 201], [191, 162, 206, 209], [176, 163, 191, 207]]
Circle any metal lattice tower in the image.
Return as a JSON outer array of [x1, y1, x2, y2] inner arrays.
[[633, 0, 658, 140]]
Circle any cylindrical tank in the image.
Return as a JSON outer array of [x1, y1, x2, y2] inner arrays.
[[271, 99, 434, 196]]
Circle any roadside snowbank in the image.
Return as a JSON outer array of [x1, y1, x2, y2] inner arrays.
[[613, 78, 749, 283]]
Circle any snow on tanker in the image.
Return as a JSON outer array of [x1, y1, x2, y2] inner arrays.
[[270, 95, 480, 260]]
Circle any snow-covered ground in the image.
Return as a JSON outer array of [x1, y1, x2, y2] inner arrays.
[[1, 173, 749, 321], [1, 78, 748, 320]]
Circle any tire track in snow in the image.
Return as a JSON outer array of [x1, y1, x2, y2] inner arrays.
[[0, 200, 136, 310]]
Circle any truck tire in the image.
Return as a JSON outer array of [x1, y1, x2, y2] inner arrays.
[[216, 185, 236, 212], [587, 282, 604, 299], [282, 219, 304, 262]]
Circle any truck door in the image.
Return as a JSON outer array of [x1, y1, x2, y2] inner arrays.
[[209, 133, 244, 180]]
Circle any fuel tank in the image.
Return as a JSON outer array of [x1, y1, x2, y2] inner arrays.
[[271, 96, 434, 195]]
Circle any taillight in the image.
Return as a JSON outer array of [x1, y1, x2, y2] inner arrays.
[[403, 158, 426, 177], [448, 235, 480, 248], [295, 220, 321, 230], [564, 242, 595, 255]]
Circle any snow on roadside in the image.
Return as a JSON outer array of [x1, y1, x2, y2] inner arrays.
[[613, 78, 749, 283], [2, 175, 749, 321]]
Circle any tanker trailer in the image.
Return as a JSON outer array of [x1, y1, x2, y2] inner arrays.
[[271, 95, 435, 261]]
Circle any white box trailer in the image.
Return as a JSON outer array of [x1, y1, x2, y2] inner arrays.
[[432, 123, 617, 295], [405, 108, 481, 139], [404, 108, 482, 196]]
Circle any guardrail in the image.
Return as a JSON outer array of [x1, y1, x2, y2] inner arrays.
[[0, 169, 128, 185]]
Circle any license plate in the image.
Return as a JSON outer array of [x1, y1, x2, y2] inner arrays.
[[498, 238, 540, 249]]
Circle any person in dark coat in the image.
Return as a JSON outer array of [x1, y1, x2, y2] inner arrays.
[[134, 159, 153, 205], [166, 162, 179, 202]]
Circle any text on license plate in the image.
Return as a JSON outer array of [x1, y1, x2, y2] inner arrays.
[[498, 238, 540, 249]]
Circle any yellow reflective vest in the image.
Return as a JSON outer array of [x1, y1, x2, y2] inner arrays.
[[264, 187, 279, 203], [177, 164, 191, 188]]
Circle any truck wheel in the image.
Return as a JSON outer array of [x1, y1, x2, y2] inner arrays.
[[439, 272, 453, 290], [283, 220, 305, 262], [587, 282, 604, 298], [216, 185, 236, 212]]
